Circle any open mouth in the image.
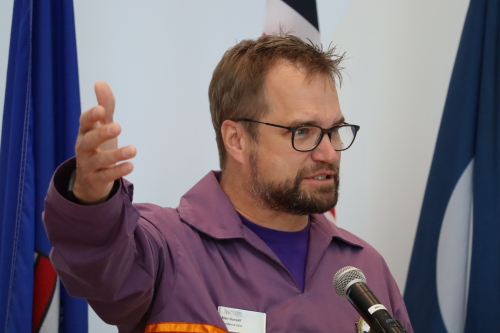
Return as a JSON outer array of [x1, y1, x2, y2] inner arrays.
[[309, 174, 334, 181]]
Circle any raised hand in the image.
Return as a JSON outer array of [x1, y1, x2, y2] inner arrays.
[[72, 81, 137, 204]]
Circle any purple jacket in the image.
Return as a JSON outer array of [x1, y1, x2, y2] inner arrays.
[[44, 159, 413, 333]]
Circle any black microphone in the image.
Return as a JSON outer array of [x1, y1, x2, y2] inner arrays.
[[333, 266, 407, 333]]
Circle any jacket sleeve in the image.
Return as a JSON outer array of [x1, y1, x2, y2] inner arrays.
[[43, 158, 175, 330]]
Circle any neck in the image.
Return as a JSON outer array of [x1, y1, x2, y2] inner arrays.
[[220, 168, 309, 232]]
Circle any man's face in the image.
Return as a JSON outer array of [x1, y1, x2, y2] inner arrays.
[[247, 61, 343, 215]]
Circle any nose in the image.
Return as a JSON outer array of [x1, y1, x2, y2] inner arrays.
[[310, 133, 339, 163]]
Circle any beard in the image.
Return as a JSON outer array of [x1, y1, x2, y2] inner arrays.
[[249, 150, 339, 216]]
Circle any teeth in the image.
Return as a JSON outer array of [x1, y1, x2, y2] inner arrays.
[[313, 175, 327, 180]]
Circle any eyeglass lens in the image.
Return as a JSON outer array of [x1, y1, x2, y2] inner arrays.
[[293, 126, 356, 151]]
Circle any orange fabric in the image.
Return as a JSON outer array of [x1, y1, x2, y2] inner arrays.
[[144, 322, 227, 333]]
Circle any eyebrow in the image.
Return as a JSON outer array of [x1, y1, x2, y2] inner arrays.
[[287, 116, 346, 128]]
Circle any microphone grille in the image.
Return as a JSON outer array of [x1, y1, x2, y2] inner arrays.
[[333, 266, 366, 298]]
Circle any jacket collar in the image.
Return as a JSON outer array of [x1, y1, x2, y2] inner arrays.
[[177, 171, 363, 249]]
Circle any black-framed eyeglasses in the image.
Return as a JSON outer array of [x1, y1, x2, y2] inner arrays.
[[236, 118, 360, 152]]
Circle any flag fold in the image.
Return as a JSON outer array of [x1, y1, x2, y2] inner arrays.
[[404, 0, 500, 332], [0, 0, 88, 332]]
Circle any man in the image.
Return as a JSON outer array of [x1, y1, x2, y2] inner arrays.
[[44, 35, 412, 333]]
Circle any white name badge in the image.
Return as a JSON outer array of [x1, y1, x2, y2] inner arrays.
[[218, 306, 266, 333]]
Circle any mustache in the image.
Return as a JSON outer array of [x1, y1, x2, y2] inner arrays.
[[299, 162, 339, 176]]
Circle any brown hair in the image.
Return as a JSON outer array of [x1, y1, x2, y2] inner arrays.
[[209, 33, 345, 170]]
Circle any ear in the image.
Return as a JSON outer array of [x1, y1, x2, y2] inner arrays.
[[221, 120, 248, 165]]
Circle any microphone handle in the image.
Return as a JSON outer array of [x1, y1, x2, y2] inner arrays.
[[346, 282, 406, 333]]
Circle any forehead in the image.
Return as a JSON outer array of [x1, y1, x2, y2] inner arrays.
[[262, 60, 342, 125]]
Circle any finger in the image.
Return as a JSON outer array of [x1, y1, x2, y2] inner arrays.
[[77, 123, 121, 152], [94, 81, 115, 124], [79, 106, 105, 134], [95, 162, 134, 184], [83, 145, 137, 171]]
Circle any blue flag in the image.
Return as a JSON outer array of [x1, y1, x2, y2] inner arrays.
[[404, 0, 500, 332], [0, 0, 88, 332]]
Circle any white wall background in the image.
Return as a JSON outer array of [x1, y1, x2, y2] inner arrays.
[[0, 0, 470, 331]]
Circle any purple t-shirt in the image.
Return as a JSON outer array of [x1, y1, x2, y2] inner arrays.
[[240, 214, 310, 292]]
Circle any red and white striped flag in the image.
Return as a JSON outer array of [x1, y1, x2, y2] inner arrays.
[[264, 0, 320, 45]]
